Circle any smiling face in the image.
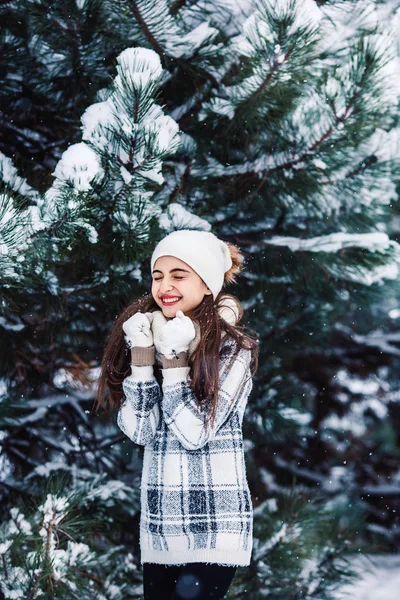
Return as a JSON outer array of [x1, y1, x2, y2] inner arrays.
[[152, 255, 212, 318]]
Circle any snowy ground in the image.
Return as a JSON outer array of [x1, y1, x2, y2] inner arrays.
[[333, 554, 400, 600]]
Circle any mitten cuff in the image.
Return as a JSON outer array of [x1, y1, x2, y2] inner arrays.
[[130, 345, 156, 366], [160, 351, 189, 369]]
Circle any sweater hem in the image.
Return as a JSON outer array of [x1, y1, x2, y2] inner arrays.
[[140, 548, 252, 567]]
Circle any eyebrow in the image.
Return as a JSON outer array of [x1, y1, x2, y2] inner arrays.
[[152, 268, 191, 275]]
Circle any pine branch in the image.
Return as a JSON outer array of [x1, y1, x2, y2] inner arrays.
[[1, 552, 8, 581], [168, 161, 193, 203], [169, 0, 190, 16], [75, 568, 106, 587], [213, 75, 381, 207], [126, 0, 166, 58], [51, 9, 85, 88], [27, 571, 40, 600], [248, 48, 294, 106]]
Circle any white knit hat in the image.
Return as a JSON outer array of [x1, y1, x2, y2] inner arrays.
[[150, 229, 233, 300]]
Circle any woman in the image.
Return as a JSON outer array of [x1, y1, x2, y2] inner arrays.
[[97, 229, 259, 599]]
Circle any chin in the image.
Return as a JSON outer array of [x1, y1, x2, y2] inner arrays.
[[161, 306, 178, 317]]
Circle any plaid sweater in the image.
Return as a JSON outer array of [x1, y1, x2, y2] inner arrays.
[[117, 336, 254, 567]]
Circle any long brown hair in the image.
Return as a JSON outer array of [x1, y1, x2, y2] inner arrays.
[[94, 242, 259, 431]]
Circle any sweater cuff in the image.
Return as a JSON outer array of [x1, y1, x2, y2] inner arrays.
[[162, 366, 191, 386], [127, 365, 155, 382], [160, 351, 189, 369], [130, 345, 155, 366]]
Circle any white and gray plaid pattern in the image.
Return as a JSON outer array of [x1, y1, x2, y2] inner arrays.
[[117, 338, 254, 567]]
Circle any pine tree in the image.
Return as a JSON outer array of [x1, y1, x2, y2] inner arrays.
[[1, 0, 400, 598]]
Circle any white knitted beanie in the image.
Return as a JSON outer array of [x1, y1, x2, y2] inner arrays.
[[150, 229, 233, 300]]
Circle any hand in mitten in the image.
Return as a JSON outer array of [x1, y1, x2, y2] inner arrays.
[[151, 310, 168, 354], [122, 311, 154, 348], [155, 310, 196, 359]]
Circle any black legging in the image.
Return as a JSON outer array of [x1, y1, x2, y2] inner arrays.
[[143, 562, 237, 600]]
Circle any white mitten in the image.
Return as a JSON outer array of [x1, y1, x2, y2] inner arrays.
[[151, 310, 168, 355], [155, 310, 196, 359], [122, 311, 154, 348]]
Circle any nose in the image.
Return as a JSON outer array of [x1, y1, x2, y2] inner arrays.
[[158, 278, 176, 293]]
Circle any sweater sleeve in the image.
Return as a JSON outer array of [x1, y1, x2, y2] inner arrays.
[[117, 358, 161, 446], [161, 340, 252, 450]]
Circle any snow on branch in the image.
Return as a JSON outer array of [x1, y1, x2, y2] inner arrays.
[[0, 192, 41, 286], [0, 495, 96, 597], [237, 0, 322, 59], [158, 202, 212, 233], [128, 0, 219, 60], [265, 231, 400, 285], [200, 0, 322, 121], [42, 47, 181, 242], [48, 47, 179, 193], [51, 143, 105, 195], [0, 474, 141, 598], [267, 231, 391, 253], [0, 152, 40, 202]]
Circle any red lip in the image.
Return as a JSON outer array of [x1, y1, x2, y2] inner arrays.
[[161, 297, 181, 306]]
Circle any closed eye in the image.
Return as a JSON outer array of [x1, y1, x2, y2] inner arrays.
[[153, 276, 184, 281]]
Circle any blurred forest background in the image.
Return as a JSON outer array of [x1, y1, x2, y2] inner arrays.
[[0, 0, 400, 598]]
